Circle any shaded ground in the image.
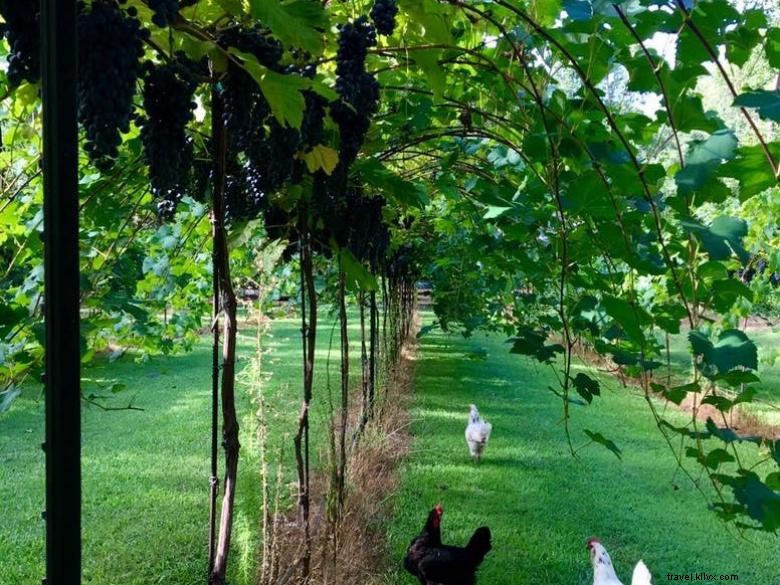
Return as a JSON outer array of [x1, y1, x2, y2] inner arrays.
[[384, 323, 779, 584]]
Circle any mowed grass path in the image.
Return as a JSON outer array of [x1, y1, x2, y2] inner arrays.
[[1, 313, 360, 585], [385, 325, 779, 584]]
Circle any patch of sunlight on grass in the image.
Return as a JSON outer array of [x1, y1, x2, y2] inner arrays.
[[417, 407, 471, 422]]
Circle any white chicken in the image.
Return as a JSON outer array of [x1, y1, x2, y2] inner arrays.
[[587, 538, 652, 585], [465, 404, 492, 463]]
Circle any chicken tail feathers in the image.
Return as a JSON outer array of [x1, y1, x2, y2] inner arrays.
[[631, 560, 652, 585], [466, 526, 492, 565], [402, 553, 417, 575]]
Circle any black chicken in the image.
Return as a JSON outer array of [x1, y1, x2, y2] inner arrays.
[[403, 504, 492, 585]]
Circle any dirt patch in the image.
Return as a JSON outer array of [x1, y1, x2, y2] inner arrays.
[[571, 341, 780, 440], [677, 393, 780, 439], [737, 315, 777, 331]]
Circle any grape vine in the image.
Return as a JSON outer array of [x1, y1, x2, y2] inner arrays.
[[217, 25, 283, 151], [215, 23, 311, 223], [347, 190, 389, 270]]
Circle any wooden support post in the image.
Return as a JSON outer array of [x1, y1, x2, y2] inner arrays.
[[41, 0, 81, 583]]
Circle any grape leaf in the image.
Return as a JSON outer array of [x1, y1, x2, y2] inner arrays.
[[508, 327, 564, 363], [733, 91, 780, 122], [680, 216, 749, 263], [250, 0, 328, 56], [584, 429, 622, 460], [675, 130, 737, 193], [564, 0, 592, 20], [230, 49, 308, 128], [688, 329, 758, 377], [302, 145, 339, 175], [572, 372, 600, 404]]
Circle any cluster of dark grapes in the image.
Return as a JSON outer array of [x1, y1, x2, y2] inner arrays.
[[346, 191, 389, 270], [310, 182, 388, 268], [217, 25, 284, 150], [0, 1, 40, 86], [146, 0, 179, 27], [738, 259, 780, 286], [216, 24, 313, 223], [245, 119, 299, 193], [139, 60, 199, 217], [220, 67, 261, 150], [190, 152, 212, 203], [77, 1, 147, 170], [386, 243, 420, 282], [300, 91, 326, 151], [224, 160, 262, 222], [331, 17, 380, 168], [218, 24, 284, 68], [291, 63, 326, 153], [335, 17, 376, 77], [370, 0, 399, 36], [288, 18, 389, 262]]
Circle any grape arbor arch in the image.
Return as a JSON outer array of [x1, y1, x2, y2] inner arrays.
[[374, 0, 780, 534], [4, 0, 780, 583]]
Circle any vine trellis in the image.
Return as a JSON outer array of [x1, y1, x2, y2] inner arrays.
[[4, 1, 780, 583]]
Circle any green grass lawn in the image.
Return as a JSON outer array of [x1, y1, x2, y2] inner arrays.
[[384, 324, 779, 584], [0, 311, 361, 585], [4, 312, 778, 585]]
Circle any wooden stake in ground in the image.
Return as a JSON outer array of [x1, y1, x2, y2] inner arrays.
[[337, 268, 349, 513], [209, 85, 241, 585], [294, 227, 317, 581]]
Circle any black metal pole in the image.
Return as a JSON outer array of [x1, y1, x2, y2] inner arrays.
[[41, 0, 81, 584]]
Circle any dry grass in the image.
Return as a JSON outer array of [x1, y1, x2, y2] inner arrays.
[[262, 330, 418, 585]]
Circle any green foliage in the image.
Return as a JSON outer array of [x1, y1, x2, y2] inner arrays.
[[370, 0, 780, 530], [572, 373, 600, 404], [583, 429, 622, 460], [680, 216, 749, 263], [675, 130, 738, 193], [338, 248, 378, 293], [509, 327, 565, 364], [734, 90, 780, 122], [688, 329, 758, 379], [601, 296, 651, 345], [713, 470, 780, 530], [249, 0, 328, 56]]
